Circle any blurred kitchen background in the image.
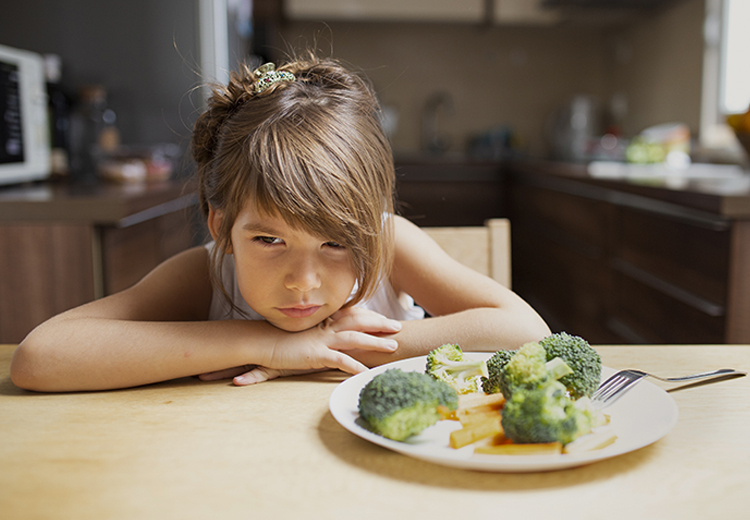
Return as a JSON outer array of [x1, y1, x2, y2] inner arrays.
[[3, 0, 742, 160], [1, 0, 749, 346]]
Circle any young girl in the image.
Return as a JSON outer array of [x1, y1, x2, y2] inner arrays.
[[10, 56, 550, 392]]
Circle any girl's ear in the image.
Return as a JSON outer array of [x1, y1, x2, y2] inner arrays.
[[207, 206, 232, 253], [207, 206, 222, 240]]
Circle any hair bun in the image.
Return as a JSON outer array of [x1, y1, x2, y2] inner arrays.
[[191, 66, 257, 165]]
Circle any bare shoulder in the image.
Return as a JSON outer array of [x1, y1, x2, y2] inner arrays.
[[391, 214, 439, 251]]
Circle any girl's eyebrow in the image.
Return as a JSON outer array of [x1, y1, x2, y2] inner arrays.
[[241, 222, 283, 235]]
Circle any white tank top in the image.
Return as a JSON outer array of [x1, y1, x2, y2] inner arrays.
[[205, 242, 425, 322]]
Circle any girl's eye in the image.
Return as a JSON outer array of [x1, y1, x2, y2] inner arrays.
[[324, 241, 345, 249], [255, 236, 282, 245]]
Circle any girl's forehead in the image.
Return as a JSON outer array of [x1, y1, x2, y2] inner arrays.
[[235, 201, 289, 229], [235, 199, 327, 238]]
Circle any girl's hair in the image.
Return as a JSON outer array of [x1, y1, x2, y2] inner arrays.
[[192, 54, 396, 307]]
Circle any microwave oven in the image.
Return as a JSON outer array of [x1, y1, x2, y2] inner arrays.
[[0, 44, 50, 186]]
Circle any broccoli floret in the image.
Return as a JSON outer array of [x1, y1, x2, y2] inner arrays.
[[480, 349, 515, 394], [539, 332, 602, 399], [425, 344, 489, 394], [358, 369, 458, 441], [498, 342, 572, 399], [481, 342, 574, 397], [501, 380, 604, 445]]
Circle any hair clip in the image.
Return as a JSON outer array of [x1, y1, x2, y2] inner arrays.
[[253, 63, 295, 93]]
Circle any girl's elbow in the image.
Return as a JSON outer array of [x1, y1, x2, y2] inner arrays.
[[524, 311, 552, 342], [505, 302, 551, 344], [530, 319, 552, 342], [10, 340, 48, 392]]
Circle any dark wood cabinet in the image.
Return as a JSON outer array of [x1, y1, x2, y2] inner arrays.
[[395, 158, 504, 227], [0, 181, 200, 343], [509, 178, 616, 342], [507, 163, 750, 345]]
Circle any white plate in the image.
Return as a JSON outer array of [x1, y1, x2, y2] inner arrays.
[[329, 353, 679, 472]]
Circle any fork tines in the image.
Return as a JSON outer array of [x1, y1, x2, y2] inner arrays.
[[592, 370, 647, 405]]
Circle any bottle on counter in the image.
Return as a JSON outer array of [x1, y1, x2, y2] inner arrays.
[[43, 54, 72, 178], [69, 84, 120, 182]]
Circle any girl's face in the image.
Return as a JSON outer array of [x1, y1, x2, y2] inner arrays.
[[214, 200, 357, 332]]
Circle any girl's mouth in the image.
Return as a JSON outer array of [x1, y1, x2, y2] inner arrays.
[[277, 305, 322, 318]]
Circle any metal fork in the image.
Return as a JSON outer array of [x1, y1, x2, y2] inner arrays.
[[592, 368, 745, 407]]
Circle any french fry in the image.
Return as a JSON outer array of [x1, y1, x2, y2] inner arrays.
[[437, 392, 505, 422], [488, 432, 509, 446], [454, 393, 505, 422], [449, 413, 503, 449], [437, 405, 457, 421], [458, 410, 500, 426], [563, 426, 617, 454], [474, 442, 563, 456], [457, 392, 505, 412]]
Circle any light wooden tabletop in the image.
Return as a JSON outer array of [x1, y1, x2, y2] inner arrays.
[[1, 344, 748, 520]]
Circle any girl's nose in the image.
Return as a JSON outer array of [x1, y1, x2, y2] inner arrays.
[[284, 258, 322, 292]]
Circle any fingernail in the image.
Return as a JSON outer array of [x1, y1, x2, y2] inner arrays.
[[390, 320, 402, 330], [386, 340, 398, 350]]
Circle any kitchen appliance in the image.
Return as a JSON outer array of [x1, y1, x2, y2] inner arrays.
[[0, 44, 50, 186], [547, 95, 602, 161]]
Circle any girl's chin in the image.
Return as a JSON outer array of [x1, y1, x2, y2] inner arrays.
[[266, 315, 325, 333]]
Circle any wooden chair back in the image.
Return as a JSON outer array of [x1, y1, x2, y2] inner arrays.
[[422, 218, 511, 288]]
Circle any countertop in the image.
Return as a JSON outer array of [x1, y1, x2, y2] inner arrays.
[[393, 154, 750, 218], [508, 160, 750, 219], [0, 178, 197, 226], [1, 343, 748, 520], [4, 159, 750, 223]]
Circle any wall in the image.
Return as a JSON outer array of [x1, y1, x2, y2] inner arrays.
[[606, 0, 705, 138], [0, 0, 707, 159], [0, 0, 202, 148], [277, 0, 706, 157]]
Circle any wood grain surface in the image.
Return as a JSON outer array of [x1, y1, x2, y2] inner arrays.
[[1, 344, 748, 520]]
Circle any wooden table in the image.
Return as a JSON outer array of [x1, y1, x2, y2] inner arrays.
[[1, 344, 748, 520]]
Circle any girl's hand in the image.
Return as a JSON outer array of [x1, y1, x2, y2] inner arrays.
[[264, 307, 402, 374], [199, 308, 402, 385], [236, 367, 324, 385], [198, 365, 323, 385]]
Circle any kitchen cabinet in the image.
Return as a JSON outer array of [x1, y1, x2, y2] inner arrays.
[[494, 0, 561, 25], [285, 0, 485, 22], [507, 161, 750, 344], [395, 157, 505, 227], [0, 180, 200, 343], [285, 0, 560, 25]]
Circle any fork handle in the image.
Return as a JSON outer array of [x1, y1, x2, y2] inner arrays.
[[658, 368, 745, 382]]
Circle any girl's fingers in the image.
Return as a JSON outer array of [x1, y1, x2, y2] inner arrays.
[[233, 367, 326, 385], [329, 315, 401, 335], [331, 331, 398, 353], [328, 308, 402, 334], [233, 366, 280, 385], [198, 365, 255, 381], [234, 351, 368, 383], [322, 351, 369, 376]]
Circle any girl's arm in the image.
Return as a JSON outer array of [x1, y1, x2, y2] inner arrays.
[[10, 247, 398, 392], [352, 216, 551, 367]]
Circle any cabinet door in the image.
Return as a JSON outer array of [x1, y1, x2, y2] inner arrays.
[[0, 223, 96, 343], [494, 0, 561, 25], [395, 161, 504, 227], [509, 181, 617, 343], [100, 210, 195, 295], [610, 206, 730, 344]]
